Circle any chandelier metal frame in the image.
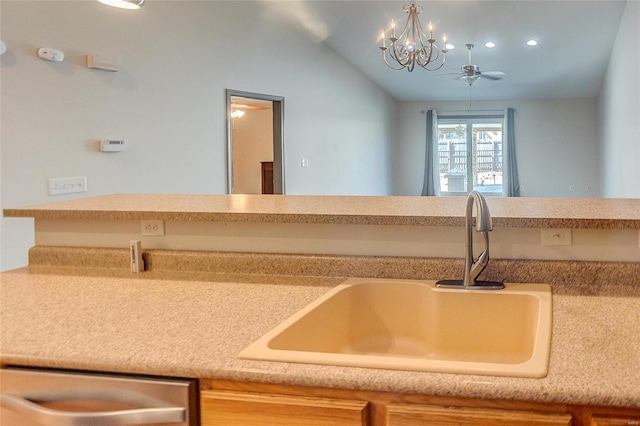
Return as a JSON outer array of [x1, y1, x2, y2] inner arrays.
[[379, 0, 447, 72]]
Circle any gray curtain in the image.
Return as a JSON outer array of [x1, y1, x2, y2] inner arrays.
[[421, 110, 439, 196], [502, 107, 520, 197]]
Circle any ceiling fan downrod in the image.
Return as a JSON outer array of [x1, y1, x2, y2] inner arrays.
[[459, 44, 481, 86]]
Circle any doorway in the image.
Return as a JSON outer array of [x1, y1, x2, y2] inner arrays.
[[226, 89, 284, 194]]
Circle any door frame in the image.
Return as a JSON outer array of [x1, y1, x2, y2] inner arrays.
[[225, 89, 285, 194]]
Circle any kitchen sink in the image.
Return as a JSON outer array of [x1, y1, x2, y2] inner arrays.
[[240, 278, 552, 378]]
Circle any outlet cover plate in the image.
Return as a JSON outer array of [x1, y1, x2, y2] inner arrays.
[[141, 220, 165, 236], [541, 228, 572, 246]]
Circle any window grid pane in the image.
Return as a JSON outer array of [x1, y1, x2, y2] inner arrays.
[[437, 119, 503, 195]]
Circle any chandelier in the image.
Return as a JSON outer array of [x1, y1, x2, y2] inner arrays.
[[379, 0, 448, 72]]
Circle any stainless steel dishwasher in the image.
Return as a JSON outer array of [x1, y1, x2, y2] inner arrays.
[[0, 367, 198, 426]]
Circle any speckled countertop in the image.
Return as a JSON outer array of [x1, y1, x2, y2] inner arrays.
[[1, 267, 639, 408], [4, 193, 640, 229]]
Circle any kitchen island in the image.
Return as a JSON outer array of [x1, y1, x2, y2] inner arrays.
[[2, 194, 640, 424], [1, 264, 639, 410]]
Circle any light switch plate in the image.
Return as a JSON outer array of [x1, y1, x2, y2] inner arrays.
[[48, 176, 87, 195]]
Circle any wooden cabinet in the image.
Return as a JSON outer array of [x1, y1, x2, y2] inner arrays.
[[386, 404, 572, 426], [591, 416, 640, 426], [200, 380, 640, 426], [201, 389, 368, 426]]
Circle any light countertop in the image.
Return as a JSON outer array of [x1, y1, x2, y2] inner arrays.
[[1, 267, 639, 408], [4, 194, 640, 229]]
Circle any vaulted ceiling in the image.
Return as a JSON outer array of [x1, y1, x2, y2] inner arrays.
[[268, 1, 627, 101]]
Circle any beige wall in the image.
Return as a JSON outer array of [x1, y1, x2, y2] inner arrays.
[[392, 98, 600, 197], [0, 1, 397, 271], [599, 0, 640, 198], [392, 2, 639, 199], [2, 1, 635, 271]]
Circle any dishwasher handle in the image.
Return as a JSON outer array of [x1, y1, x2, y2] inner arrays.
[[0, 389, 186, 426]]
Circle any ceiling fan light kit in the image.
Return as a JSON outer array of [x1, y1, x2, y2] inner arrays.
[[460, 74, 480, 86]]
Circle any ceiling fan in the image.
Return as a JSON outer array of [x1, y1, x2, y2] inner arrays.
[[457, 43, 506, 86]]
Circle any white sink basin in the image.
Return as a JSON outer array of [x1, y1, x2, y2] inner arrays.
[[240, 278, 552, 378]]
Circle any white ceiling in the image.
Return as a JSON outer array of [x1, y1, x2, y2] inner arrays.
[[272, 0, 627, 101]]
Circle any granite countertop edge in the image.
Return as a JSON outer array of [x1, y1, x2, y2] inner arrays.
[[5, 194, 640, 230]]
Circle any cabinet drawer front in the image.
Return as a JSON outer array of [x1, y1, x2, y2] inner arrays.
[[386, 404, 572, 426], [201, 390, 368, 426], [592, 416, 640, 426]]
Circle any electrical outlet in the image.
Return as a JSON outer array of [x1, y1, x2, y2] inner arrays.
[[141, 220, 165, 236], [541, 228, 572, 246], [48, 176, 87, 195]]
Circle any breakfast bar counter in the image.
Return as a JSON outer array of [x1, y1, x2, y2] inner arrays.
[[5, 193, 640, 229]]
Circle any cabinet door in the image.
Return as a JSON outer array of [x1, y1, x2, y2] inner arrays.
[[201, 389, 368, 426], [592, 416, 640, 426], [386, 404, 572, 426]]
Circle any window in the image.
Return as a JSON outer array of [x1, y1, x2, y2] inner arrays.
[[436, 115, 504, 195]]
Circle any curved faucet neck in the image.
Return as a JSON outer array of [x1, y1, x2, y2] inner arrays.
[[464, 191, 493, 287]]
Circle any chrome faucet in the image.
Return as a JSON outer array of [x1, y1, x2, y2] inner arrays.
[[464, 191, 492, 286], [437, 191, 504, 290]]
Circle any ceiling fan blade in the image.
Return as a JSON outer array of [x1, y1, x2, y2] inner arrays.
[[479, 71, 506, 81]]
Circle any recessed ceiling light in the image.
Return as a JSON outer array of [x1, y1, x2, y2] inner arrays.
[[484, 42, 496, 48], [98, 0, 144, 9], [526, 39, 538, 46], [445, 43, 455, 50]]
